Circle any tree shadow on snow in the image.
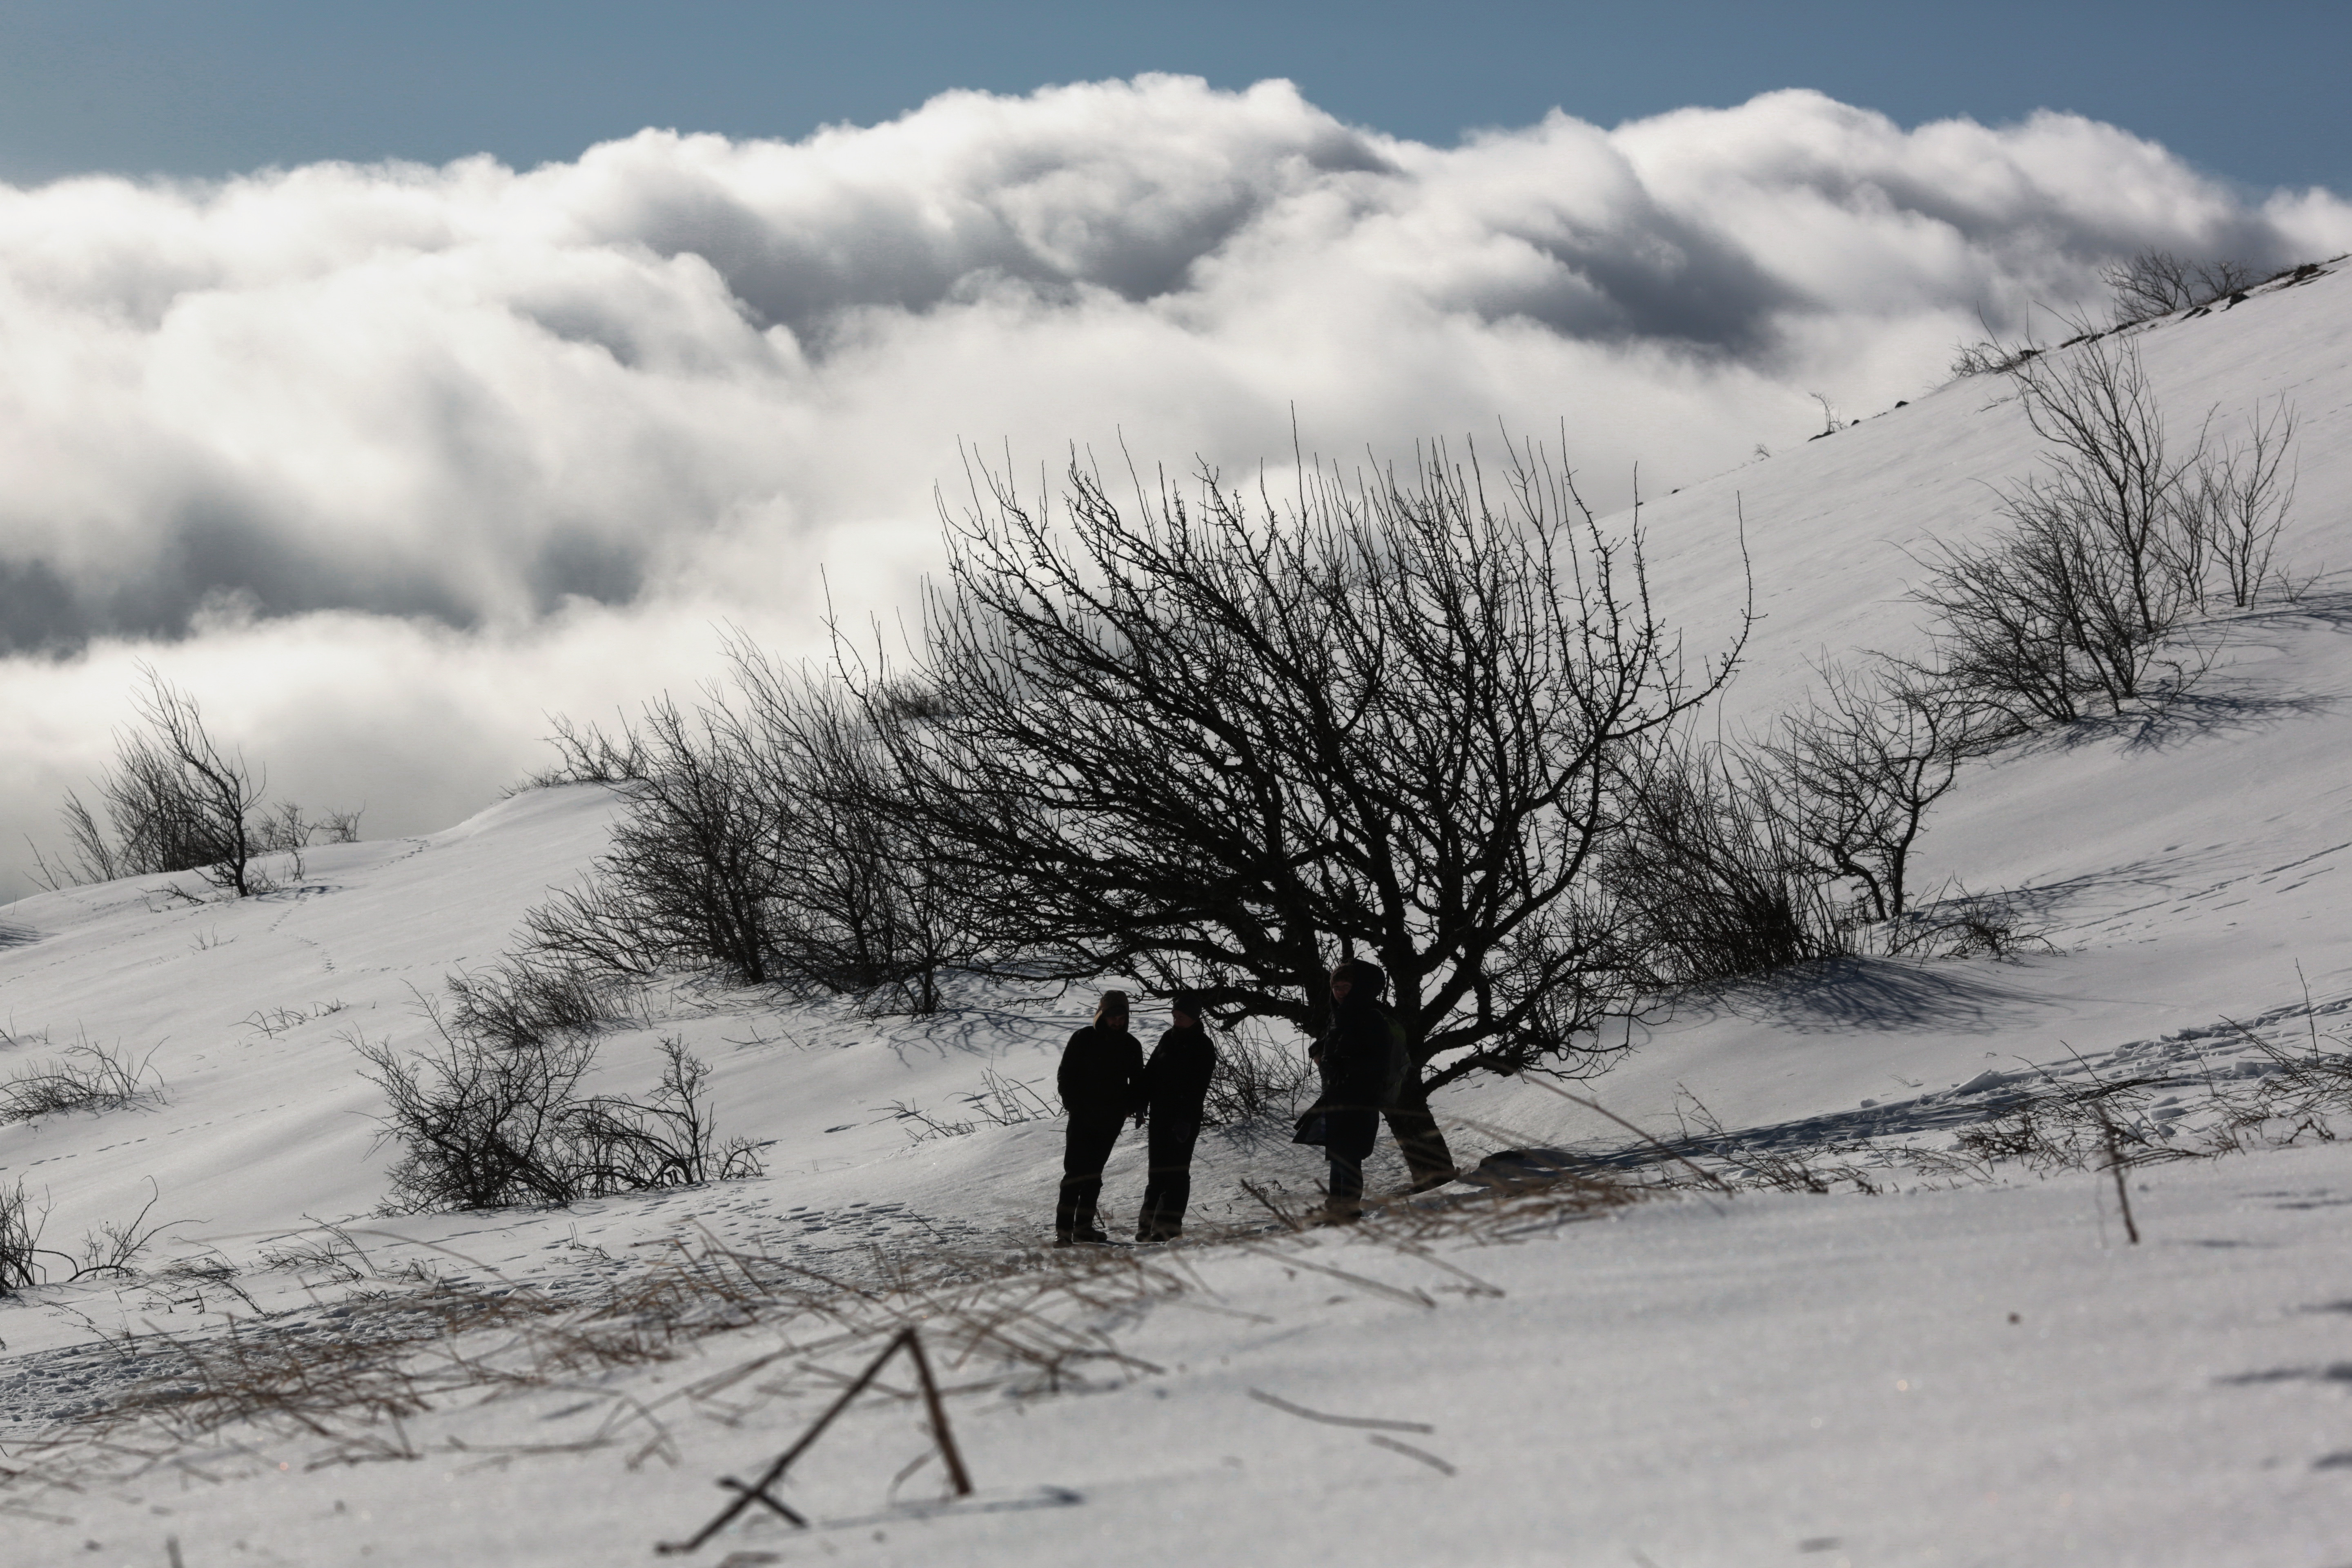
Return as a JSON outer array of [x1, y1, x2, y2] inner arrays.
[[1709, 955, 2060, 1037], [2085, 686, 2336, 755], [2028, 589, 2352, 755]]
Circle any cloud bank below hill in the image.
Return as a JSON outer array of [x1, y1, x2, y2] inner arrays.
[[3, 78, 2348, 891]]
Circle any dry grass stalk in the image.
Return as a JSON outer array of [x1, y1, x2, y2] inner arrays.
[[2, 1150, 1642, 1508]]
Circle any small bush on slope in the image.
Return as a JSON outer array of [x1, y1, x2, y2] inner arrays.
[[0, 1178, 172, 1296], [356, 984, 761, 1213], [1758, 659, 1992, 923], [523, 675, 969, 1016], [1909, 334, 2302, 728], [1602, 733, 1849, 987], [2102, 249, 2261, 323], [36, 667, 360, 898], [0, 1036, 163, 1124]]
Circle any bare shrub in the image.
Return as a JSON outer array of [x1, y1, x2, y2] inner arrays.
[[2180, 397, 2301, 609], [1885, 888, 2060, 960], [76, 1182, 170, 1279], [0, 1180, 40, 1294], [0, 1179, 172, 1296], [529, 694, 784, 985], [1603, 735, 1847, 988], [567, 1038, 766, 1193], [523, 715, 647, 787], [444, 958, 637, 1051], [356, 995, 762, 1213], [249, 801, 365, 865], [1907, 335, 2298, 725], [356, 1009, 595, 1211], [0, 1037, 163, 1124], [525, 673, 966, 1014], [35, 668, 358, 896], [1950, 338, 2041, 379], [1762, 661, 1992, 922], [2102, 249, 2260, 323], [723, 653, 972, 1014]]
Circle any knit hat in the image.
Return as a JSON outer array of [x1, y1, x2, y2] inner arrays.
[[1094, 989, 1131, 1024], [1169, 990, 1207, 1021], [1337, 958, 1387, 998]]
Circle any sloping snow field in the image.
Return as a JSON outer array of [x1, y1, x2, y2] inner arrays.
[[4, 265, 2351, 1567]]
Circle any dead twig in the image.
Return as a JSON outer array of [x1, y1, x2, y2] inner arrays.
[[2096, 1108, 2142, 1245], [1246, 1388, 1433, 1433], [1367, 1433, 1458, 1475], [657, 1327, 973, 1555]]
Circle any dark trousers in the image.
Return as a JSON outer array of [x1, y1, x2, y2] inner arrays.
[[1138, 1114, 1201, 1240], [1056, 1113, 1125, 1238], [1323, 1106, 1380, 1210]]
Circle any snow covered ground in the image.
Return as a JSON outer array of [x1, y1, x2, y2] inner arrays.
[[3, 263, 2351, 1566]]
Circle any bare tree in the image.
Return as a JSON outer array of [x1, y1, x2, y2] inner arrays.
[[1951, 339, 2041, 379], [2103, 250, 2198, 321], [2102, 249, 2260, 323], [1909, 336, 2202, 723], [740, 661, 973, 1013], [1910, 334, 2303, 725], [35, 669, 361, 896], [836, 435, 1746, 1185], [44, 670, 267, 895], [2181, 397, 2300, 610], [526, 694, 789, 986], [1760, 661, 1988, 922]]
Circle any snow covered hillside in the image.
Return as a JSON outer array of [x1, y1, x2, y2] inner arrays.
[[4, 263, 2352, 1567]]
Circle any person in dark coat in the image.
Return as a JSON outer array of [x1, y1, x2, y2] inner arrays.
[[1136, 991, 1217, 1242], [1055, 989, 1144, 1244], [1303, 958, 1401, 1224]]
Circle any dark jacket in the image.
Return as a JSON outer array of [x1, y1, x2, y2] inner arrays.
[[1312, 994, 1404, 1111], [1143, 1025, 1216, 1124], [1058, 1023, 1145, 1119]]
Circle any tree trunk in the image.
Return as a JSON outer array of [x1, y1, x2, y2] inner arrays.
[[1384, 1067, 1456, 1190]]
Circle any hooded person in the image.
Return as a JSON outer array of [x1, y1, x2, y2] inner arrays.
[[1136, 991, 1218, 1242], [1296, 958, 1406, 1223], [1054, 989, 1145, 1244]]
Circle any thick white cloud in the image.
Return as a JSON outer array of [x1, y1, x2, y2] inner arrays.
[[4, 78, 2347, 894]]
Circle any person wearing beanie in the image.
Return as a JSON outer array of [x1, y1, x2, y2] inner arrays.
[[1136, 992, 1217, 1242], [1297, 957, 1406, 1223], [1054, 989, 1145, 1244]]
